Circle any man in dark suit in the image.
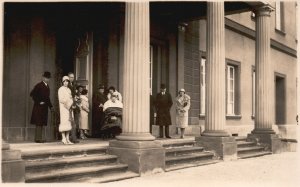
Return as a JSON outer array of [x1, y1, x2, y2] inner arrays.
[[155, 84, 173, 138], [68, 72, 80, 143], [30, 71, 53, 143], [92, 84, 107, 138]]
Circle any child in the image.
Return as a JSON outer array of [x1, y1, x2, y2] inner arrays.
[[79, 89, 90, 139]]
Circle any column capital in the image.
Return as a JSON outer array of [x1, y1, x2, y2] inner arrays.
[[253, 4, 274, 17]]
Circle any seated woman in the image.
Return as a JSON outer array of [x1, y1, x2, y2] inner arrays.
[[101, 93, 123, 139]]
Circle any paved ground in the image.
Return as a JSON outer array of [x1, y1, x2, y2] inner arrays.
[[101, 151, 300, 187]]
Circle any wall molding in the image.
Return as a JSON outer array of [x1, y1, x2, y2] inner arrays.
[[225, 18, 297, 58]]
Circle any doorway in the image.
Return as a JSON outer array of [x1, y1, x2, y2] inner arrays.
[[275, 74, 286, 125]]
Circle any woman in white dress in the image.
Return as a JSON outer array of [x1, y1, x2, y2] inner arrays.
[[175, 88, 191, 139], [58, 76, 74, 144], [79, 89, 89, 139]]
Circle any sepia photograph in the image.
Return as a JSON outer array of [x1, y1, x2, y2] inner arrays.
[[1, 0, 300, 186]]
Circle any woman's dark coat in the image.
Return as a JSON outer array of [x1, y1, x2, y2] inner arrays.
[[30, 81, 53, 126], [155, 92, 173, 126]]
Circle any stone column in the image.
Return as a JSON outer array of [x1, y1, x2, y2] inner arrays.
[[116, 1, 155, 141], [108, 1, 165, 174], [177, 24, 185, 92], [248, 5, 281, 152], [252, 5, 275, 135], [196, 2, 236, 160], [202, 2, 228, 137]]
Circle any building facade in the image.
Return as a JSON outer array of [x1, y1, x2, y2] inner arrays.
[[2, 1, 298, 142]]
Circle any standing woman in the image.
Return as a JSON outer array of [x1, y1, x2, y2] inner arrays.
[[58, 76, 74, 144], [175, 88, 191, 139], [79, 89, 90, 139]]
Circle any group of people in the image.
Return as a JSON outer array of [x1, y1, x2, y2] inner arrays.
[[92, 85, 123, 139], [152, 84, 191, 139], [30, 71, 124, 144], [30, 71, 191, 144]]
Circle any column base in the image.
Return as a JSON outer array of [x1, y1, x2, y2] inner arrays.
[[2, 143, 25, 182], [247, 133, 281, 153], [201, 130, 230, 137], [108, 140, 165, 175], [116, 133, 156, 141], [251, 128, 276, 134], [195, 136, 237, 161]]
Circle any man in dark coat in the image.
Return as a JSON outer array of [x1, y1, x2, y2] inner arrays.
[[30, 71, 53, 143], [68, 72, 80, 143], [92, 84, 107, 138], [155, 84, 173, 138]]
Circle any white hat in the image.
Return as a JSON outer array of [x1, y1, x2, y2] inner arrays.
[[62, 76, 70, 82], [179, 88, 185, 92]]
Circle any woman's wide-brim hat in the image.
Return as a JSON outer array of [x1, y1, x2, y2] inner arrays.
[[43, 71, 51, 78], [62, 76, 70, 82], [179, 88, 185, 92]]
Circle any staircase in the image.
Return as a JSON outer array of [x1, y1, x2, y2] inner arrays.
[[21, 143, 139, 183], [235, 136, 272, 159], [160, 138, 218, 172]]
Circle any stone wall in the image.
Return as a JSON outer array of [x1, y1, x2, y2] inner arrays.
[[184, 21, 200, 125], [3, 12, 57, 141]]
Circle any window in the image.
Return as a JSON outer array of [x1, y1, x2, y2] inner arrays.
[[200, 57, 206, 115], [275, 2, 284, 31], [227, 65, 235, 115], [150, 45, 153, 95], [252, 69, 255, 118], [225, 61, 241, 117], [199, 58, 240, 117]]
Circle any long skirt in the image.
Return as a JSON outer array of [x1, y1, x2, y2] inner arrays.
[[59, 103, 72, 132], [176, 113, 188, 128]]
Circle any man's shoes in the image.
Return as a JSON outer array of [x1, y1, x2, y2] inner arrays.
[[72, 140, 80, 143], [166, 136, 172, 139]]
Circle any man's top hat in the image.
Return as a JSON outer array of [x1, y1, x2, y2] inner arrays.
[[160, 84, 166, 89], [43, 71, 51, 78]]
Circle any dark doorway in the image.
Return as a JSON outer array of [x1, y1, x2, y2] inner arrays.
[[275, 74, 286, 124]]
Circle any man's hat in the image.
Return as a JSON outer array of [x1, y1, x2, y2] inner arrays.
[[160, 84, 166, 89], [98, 84, 105, 89], [43, 71, 51, 78]]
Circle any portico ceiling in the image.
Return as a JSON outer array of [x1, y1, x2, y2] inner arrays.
[[150, 1, 267, 22]]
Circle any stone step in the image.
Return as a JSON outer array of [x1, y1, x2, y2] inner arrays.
[[238, 151, 272, 159], [162, 140, 196, 148], [165, 159, 219, 172], [237, 141, 256, 148], [237, 146, 265, 154], [25, 154, 118, 173], [25, 164, 129, 183], [165, 146, 204, 157], [166, 152, 214, 166], [234, 136, 247, 141], [22, 146, 108, 160], [77, 171, 139, 183]]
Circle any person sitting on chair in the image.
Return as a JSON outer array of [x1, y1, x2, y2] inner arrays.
[[102, 93, 123, 139]]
